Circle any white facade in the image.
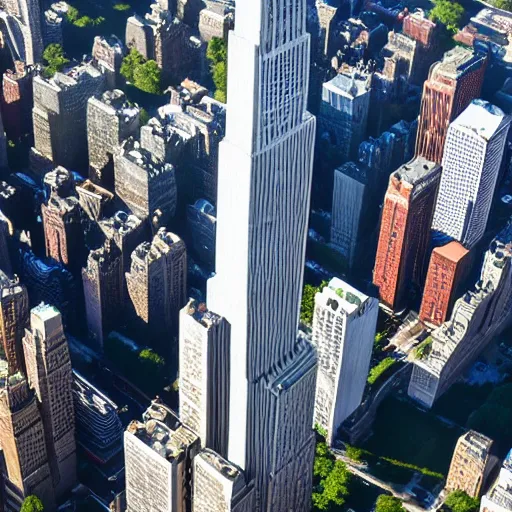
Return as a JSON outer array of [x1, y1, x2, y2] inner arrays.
[[480, 450, 512, 512], [179, 299, 230, 457], [312, 278, 378, 445], [192, 449, 254, 512], [206, 0, 317, 508], [432, 100, 511, 249]]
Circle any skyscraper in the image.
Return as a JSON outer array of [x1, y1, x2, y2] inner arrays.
[[415, 47, 487, 164], [312, 278, 378, 445], [22, 304, 76, 498], [432, 100, 511, 249], [207, 2, 318, 509], [419, 241, 470, 326], [124, 400, 199, 512], [0, 366, 55, 511], [179, 299, 230, 457], [126, 228, 187, 354], [0, 272, 29, 373], [373, 157, 441, 310]]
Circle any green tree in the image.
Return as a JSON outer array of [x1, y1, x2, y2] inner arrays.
[[313, 460, 351, 510], [429, 0, 465, 33], [42, 43, 70, 78], [375, 495, 406, 512], [300, 281, 328, 326], [493, 0, 512, 10], [367, 357, 397, 386], [212, 60, 227, 103], [66, 5, 80, 23], [113, 3, 131, 11], [138, 348, 166, 391], [444, 491, 480, 512], [139, 108, 150, 126], [21, 496, 44, 512], [207, 37, 228, 103], [133, 60, 162, 94], [207, 36, 227, 65], [314, 442, 335, 480], [121, 47, 146, 83]]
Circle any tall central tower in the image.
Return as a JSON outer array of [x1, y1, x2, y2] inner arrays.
[[208, 1, 318, 509]]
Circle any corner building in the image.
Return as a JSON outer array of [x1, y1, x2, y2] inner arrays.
[[207, 1, 318, 510]]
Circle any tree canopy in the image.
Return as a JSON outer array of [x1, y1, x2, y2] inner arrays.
[[133, 60, 162, 94], [207, 37, 228, 103], [312, 440, 352, 511], [375, 495, 406, 512], [42, 44, 70, 78], [121, 48, 162, 94], [21, 496, 44, 512], [444, 490, 480, 512], [429, 0, 465, 33], [300, 281, 328, 326]]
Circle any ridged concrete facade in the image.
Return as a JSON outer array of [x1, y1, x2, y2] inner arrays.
[[206, 1, 317, 509]]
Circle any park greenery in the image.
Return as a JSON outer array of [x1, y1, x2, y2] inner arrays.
[[444, 490, 480, 512], [467, 382, 512, 451], [344, 443, 444, 484], [207, 37, 228, 103], [414, 336, 433, 360], [105, 332, 166, 395], [367, 357, 397, 386], [42, 44, 70, 78], [121, 48, 162, 95], [66, 5, 105, 28], [487, 0, 512, 10], [375, 495, 406, 512], [21, 496, 44, 512], [313, 439, 352, 511], [429, 0, 465, 34], [300, 281, 328, 325], [113, 3, 132, 11]]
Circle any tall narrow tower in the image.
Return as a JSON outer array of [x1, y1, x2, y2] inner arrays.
[[207, 1, 318, 510]]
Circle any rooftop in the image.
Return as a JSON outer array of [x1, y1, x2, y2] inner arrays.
[[0, 359, 24, 388], [183, 298, 223, 328], [452, 99, 507, 141], [433, 46, 486, 80], [199, 449, 241, 481], [435, 241, 469, 264], [336, 162, 368, 184], [100, 211, 142, 236], [394, 156, 440, 185], [325, 277, 369, 314], [127, 401, 197, 462], [324, 71, 371, 99]]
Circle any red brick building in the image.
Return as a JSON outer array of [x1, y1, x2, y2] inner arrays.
[[420, 241, 470, 326], [373, 157, 441, 310], [415, 47, 487, 164]]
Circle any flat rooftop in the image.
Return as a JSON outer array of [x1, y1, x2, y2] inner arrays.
[[326, 277, 368, 313], [394, 156, 440, 185], [324, 71, 370, 99], [434, 46, 485, 79], [435, 241, 469, 263], [453, 99, 507, 141]]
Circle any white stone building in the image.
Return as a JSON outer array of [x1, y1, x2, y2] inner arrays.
[[432, 100, 511, 249], [124, 401, 199, 512], [409, 220, 512, 407], [205, 0, 318, 508], [312, 278, 378, 445], [481, 450, 512, 512], [192, 449, 254, 512], [179, 299, 230, 457]]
